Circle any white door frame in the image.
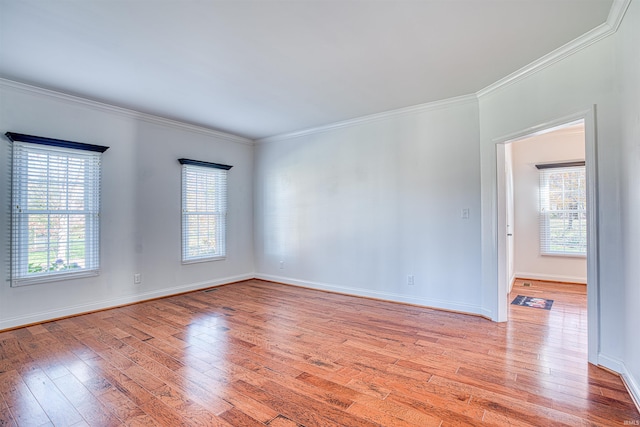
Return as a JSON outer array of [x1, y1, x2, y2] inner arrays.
[[495, 107, 599, 365]]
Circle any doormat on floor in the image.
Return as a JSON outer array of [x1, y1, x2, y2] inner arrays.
[[511, 295, 554, 310]]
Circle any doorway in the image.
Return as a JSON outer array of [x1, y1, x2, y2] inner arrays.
[[496, 109, 599, 365]]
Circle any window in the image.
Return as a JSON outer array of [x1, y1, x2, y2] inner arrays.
[[179, 158, 232, 263], [6, 132, 108, 286], [538, 162, 586, 256]]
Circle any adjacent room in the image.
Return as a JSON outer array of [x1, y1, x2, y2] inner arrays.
[[0, 0, 639, 425]]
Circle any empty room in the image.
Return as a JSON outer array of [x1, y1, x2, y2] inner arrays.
[[0, 0, 639, 425]]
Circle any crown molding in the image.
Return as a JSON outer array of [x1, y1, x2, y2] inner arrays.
[[477, 0, 632, 99], [2, 0, 630, 145], [0, 77, 254, 146], [257, 93, 478, 144], [607, 0, 633, 31]]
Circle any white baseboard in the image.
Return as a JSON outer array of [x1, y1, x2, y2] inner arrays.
[[622, 368, 640, 415], [599, 353, 626, 373], [515, 272, 587, 284], [509, 274, 516, 293], [0, 273, 254, 331], [481, 307, 494, 319], [598, 353, 640, 414], [255, 273, 486, 317], [0, 272, 487, 329]]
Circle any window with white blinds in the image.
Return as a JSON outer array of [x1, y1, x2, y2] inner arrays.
[[538, 163, 586, 256], [179, 159, 232, 263], [6, 133, 108, 286]]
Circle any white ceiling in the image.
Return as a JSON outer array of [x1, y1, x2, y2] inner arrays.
[[0, 0, 613, 140]]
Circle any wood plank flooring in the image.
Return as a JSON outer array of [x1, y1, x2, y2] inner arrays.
[[0, 278, 638, 426]]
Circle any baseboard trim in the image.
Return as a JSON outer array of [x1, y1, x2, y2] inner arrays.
[[0, 273, 254, 331], [254, 273, 486, 318], [598, 353, 625, 373], [0, 272, 490, 331], [480, 307, 494, 319], [515, 272, 587, 284], [622, 368, 640, 415], [598, 353, 640, 414]]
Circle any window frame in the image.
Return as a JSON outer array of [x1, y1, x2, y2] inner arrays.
[[179, 158, 232, 264], [5, 132, 108, 286], [537, 161, 587, 257]]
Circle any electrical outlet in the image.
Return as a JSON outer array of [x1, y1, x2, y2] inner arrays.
[[134, 273, 141, 284], [279, 261, 284, 270], [407, 275, 415, 285], [461, 208, 470, 219]]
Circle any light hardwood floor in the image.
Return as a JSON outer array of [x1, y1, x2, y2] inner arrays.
[[0, 279, 638, 426]]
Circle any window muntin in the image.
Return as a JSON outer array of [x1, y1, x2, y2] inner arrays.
[[11, 141, 103, 285], [539, 165, 586, 256], [181, 161, 230, 262]]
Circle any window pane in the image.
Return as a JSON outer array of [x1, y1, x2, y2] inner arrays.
[[182, 164, 227, 262], [11, 141, 102, 285], [539, 166, 586, 256], [26, 213, 51, 273]]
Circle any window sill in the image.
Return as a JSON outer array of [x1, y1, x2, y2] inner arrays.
[[181, 256, 226, 265], [11, 269, 100, 287], [541, 253, 587, 259]]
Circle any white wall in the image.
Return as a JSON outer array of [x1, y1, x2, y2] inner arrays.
[[617, 0, 640, 407], [254, 98, 484, 315], [0, 80, 255, 330], [511, 126, 587, 283], [478, 18, 626, 373]]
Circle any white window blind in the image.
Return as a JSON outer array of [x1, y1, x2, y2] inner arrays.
[[539, 164, 586, 256], [9, 134, 107, 286], [180, 159, 231, 263]]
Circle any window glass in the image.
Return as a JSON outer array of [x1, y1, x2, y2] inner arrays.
[[539, 166, 586, 256], [11, 142, 103, 285], [181, 164, 228, 262]]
